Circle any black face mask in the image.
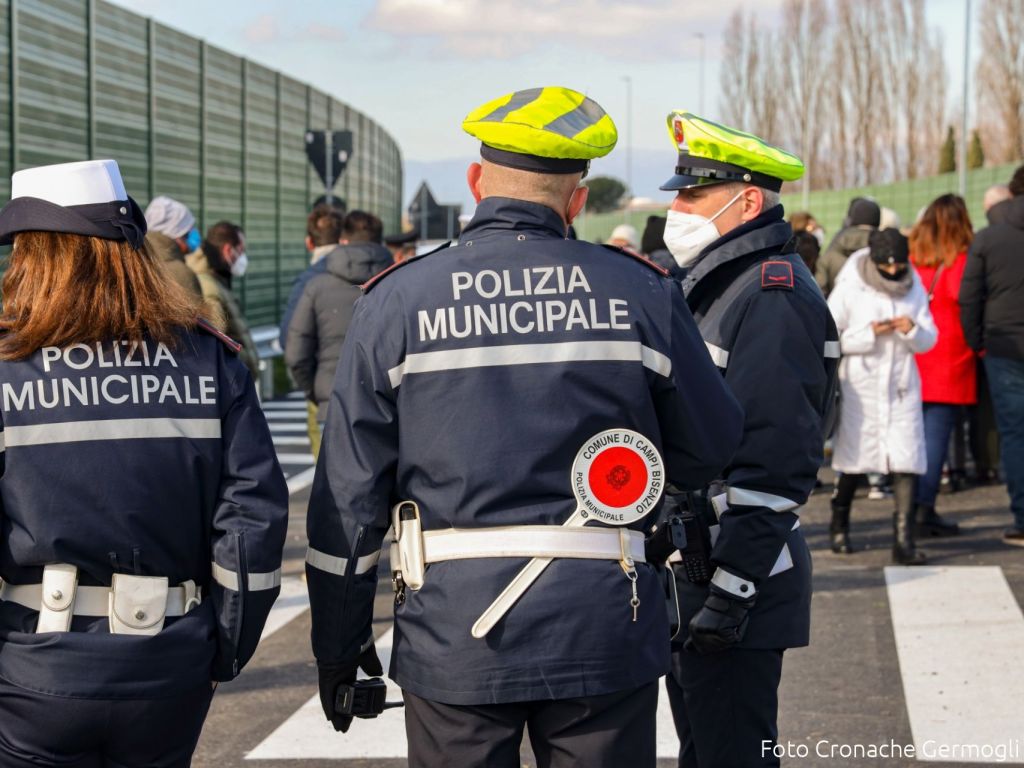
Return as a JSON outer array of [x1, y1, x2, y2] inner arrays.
[[877, 265, 908, 281]]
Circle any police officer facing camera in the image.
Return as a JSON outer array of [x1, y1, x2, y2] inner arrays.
[[0, 160, 288, 766], [306, 87, 743, 768], [658, 113, 839, 767]]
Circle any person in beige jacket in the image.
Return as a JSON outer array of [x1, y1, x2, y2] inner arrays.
[[187, 221, 260, 379], [143, 195, 204, 302]]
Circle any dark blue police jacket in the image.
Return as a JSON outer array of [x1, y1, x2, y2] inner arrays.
[[306, 197, 744, 706], [0, 326, 288, 697], [678, 206, 840, 649]]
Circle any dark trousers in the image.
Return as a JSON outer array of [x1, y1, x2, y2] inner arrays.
[[0, 678, 213, 768], [403, 681, 658, 768], [667, 648, 784, 768], [985, 355, 1024, 528], [916, 403, 960, 506]]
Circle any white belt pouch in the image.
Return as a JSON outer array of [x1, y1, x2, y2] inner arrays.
[[108, 574, 169, 636]]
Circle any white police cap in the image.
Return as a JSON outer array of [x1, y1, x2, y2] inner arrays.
[[0, 159, 146, 248]]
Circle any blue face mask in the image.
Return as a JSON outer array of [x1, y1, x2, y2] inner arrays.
[[185, 228, 202, 251]]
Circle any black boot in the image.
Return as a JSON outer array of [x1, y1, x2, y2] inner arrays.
[[893, 475, 926, 565], [829, 500, 853, 554], [915, 504, 960, 537]]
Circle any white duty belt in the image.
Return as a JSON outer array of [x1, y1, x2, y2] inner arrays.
[[421, 526, 646, 564], [0, 563, 201, 635], [389, 502, 647, 640]]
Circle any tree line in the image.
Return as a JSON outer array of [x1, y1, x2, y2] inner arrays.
[[719, 0, 1024, 191]]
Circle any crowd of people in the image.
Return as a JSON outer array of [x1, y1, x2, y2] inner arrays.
[[138, 193, 402, 464], [0, 79, 1019, 768], [608, 167, 1024, 556]]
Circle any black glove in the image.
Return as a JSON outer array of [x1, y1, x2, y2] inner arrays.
[[684, 584, 756, 654], [317, 643, 384, 732]]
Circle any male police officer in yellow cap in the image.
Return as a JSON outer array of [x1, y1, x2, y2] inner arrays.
[[306, 88, 743, 766], [655, 112, 839, 767]]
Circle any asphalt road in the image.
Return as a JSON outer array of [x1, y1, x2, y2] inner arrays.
[[193, 396, 1024, 767]]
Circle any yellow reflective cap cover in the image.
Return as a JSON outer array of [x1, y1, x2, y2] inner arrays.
[[666, 111, 804, 183], [464, 87, 617, 161]]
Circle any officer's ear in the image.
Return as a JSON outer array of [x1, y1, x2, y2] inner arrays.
[[305, 236, 314, 252], [467, 163, 484, 204], [739, 185, 765, 223], [566, 185, 589, 225]]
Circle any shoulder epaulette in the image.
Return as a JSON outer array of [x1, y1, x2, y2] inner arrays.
[[362, 241, 452, 293], [760, 260, 794, 291], [196, 316, 242, 353], [600, 243, 670, 277]]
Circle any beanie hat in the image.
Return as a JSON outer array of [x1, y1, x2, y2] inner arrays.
[[144, 196, 196, 239]]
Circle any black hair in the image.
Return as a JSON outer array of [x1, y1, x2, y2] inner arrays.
[[342, 210, 383, 244]]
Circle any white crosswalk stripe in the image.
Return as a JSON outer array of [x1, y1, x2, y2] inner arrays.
[[268, 423, 309, 434], [260, 394, 314, 486], [886, 566, 1024, 763], [271, 436, 311, 447], [241, 564, 1024, 764], [249, 609, 681, 759], [249, 397, 1024, 764], [259, 576, 310, 642]]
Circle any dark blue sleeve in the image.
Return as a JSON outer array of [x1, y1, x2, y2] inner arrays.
[[655, 281, 744, 489], [305, 295, 400, 665], [713, 289, 831, 589], [209, 356, 289, 680]]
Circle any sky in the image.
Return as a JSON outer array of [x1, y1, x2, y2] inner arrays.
[[114, 0, 978, 214]]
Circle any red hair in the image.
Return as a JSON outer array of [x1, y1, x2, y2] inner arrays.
[[0, 231, 201, 360], [910, 194, 973, 268]]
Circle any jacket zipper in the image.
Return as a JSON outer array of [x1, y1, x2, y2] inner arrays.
[[231, 530, 247, 677]]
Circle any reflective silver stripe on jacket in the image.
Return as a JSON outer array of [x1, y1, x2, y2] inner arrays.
[[305, 546, 381, 577], [726, 487, 800, 513], [707, 341, 841, 370], [4, 417, 220, 447], [704, 342, 730, 368], [211, 561, 282, 592], [711, 567, 756, 598], [388, 341, 671, 389]]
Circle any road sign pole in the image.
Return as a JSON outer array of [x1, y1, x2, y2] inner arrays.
[[325, 131, 333, 205]]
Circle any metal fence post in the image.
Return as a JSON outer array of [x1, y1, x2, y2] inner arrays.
[[305, 85, 311, 208], [241, 58, 247, 238], [86, 0, 95, 160], [199, 39, 207, 231], [146, 18, 155, 201], [274, 71, 282, 323], [9, 0, 18, 177]]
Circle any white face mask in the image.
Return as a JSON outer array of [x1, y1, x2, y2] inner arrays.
[[230, 251, 249, 278], [664, 188, 747, 268], [812, 227, 826, 248]]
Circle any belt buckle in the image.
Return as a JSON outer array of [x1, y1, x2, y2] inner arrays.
[[392, 573, 406, 606]]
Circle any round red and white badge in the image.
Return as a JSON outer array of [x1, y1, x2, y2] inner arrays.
[[571, 429, 665, 525]]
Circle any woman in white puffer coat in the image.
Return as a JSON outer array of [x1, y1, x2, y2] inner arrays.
[[827, 228, 938, 564]]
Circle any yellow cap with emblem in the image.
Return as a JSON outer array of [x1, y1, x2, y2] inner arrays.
[[659, 111, 804, 192], [463, 87, 617, 175]]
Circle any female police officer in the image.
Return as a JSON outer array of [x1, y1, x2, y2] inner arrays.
[[0, 159, 288, 766]]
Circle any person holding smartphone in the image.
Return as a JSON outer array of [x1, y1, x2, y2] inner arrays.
[[827, 228, 938, 563]]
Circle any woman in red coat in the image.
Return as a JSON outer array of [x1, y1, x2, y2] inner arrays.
[[911, 194, 976, 536]]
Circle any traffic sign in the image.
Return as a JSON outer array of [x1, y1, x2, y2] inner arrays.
[[304, 129, 353, 191]]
